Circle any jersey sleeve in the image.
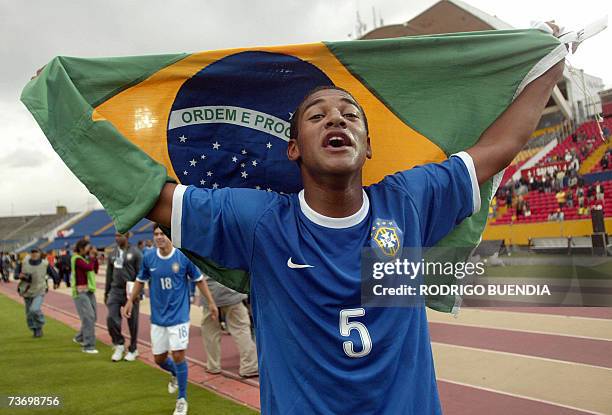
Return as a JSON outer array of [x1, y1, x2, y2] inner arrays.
[[171, 185, 277, 271], [136, 254, 150, 283], [185, 257, 204, 282], [385, 151, 480, 247]]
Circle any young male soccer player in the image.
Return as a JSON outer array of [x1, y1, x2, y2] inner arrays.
[[123, 224, 218, 415], [147, 39, 565, 415]]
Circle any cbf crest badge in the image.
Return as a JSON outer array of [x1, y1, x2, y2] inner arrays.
[[370, 219, 403, 259], [172, 262, 180, 273]]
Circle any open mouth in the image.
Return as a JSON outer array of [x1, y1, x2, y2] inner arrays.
[[323, 132, 352, 148]]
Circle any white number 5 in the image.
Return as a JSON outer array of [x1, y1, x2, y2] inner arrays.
[[339, 308, 372, 358]]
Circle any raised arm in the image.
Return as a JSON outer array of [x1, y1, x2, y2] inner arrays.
[[146, 182, 177, 228], [466, 60, 564, 185]]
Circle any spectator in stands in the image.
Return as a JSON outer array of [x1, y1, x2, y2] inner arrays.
[[566, 190, 574, 208], [71, 239, 99, 354], [516, 196, 526, 217], [601, 154, 609, 170], [595, 182, 604, 202], [544, 174, 553, 193], [554, 169, 564, 192], [577, 186, 585, 207], [568, 172, 578, 188], [587, 184, 596, 203], [505, 189, 512, 207], [562, 172, 569, 188], [568, 156, 579, 172], [548, 209, 564, 222], [199, 276, 259, 378], [105, 232, 143, 362], [15, 248, 58, 337], [488, 197, 497, 219], [580, 145, 588, 158], [137, 240, 145, 253], [555, 189, 566, 209], [578, 205, 590, 216]]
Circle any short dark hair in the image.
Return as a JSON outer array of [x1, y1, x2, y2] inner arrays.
[[75, 239, 89, 254], [152, 223, 161, 231], [289, 85, 369, 141]]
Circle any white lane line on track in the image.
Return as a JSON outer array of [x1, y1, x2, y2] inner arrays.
[[438, 378, 607, 415], [432, 342, 612, 372], [430, 320, 612, 342], [476, 309, 612, 322]]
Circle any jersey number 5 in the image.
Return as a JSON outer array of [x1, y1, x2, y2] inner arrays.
[[339, 308, 372, 358]]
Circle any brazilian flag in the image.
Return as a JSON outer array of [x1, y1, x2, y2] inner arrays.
[[21, 29, 565, 312]]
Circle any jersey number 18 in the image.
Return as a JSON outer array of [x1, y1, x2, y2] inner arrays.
[[160, 277, 173, 290]]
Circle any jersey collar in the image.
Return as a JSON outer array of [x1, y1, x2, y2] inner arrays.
[[157, 247, 175, 260], [298, 189, 370, 229]]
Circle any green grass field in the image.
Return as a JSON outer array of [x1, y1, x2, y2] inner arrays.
[[0, 294, 257, 415]]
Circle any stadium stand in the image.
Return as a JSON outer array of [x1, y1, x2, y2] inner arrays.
[[1, 208, 154, 253], [41, 210, 153, 251], [0, 212, 76, 251], [492, 119, 612, 226], [497, 128, 561, 186]]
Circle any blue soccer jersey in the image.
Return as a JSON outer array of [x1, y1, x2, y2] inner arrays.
[[137, 247, 203, 327], [171, 152, 479, 414]]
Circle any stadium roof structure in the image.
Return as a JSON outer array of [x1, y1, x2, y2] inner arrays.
[[361, 0, 574, 120], [361, 0, 512, 39]]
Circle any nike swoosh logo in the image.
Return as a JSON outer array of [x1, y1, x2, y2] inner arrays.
[[287, 257, 314, 269], [150, 268, 157, 271]]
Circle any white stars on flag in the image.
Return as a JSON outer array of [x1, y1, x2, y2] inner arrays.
[[175, 133, 284, 192]]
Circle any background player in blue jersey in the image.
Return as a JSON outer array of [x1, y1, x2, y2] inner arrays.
[[146, 52, 564, 413], [122, 224, 218, 415]]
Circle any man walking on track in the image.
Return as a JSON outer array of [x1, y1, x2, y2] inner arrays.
[[105, 231, 142, 362], [123, 223, 218, 415]]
